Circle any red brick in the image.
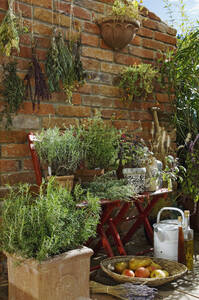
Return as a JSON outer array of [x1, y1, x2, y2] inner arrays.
[[56, 106, 91, 117], [101, 109, 129, 120], [80, 0, 105, 13], [82, 95, 113, 107], [148, 11, 161, 21], [130, 111, 152, 121], [143, 19, 157, 30], [33, 23, 52, 36], [113, 120, 142, 132], [0, 131, 27, 143], [73, 6, 91, 20], [78, 83, 92, 94], [129, 46, 154, 59], [130, 35, 142, 46], [19, 46, 32, 59], [82, 57, 100, 71], [2, 144, 29, 158], [81, 33, 99, 47], [143, 38, 165, 51], [18, 102, 55, 115], [114, 53, 141, 65], [0, 160, 19, 172], [84, 22, 100, 35], [138, 27, 153, 38], [21, 0, 52, 9], [155, 32, 177, 45], [156, 93, 169, 103], [92, 85, 120, 97], [23, 159, 34, 171], [72, 94, 82, 105], [1, 172, 36, 185], [36, 37, 51, 49], [101, 62, 123, 74], [15, 2, 31, 18], [167, 27, 177, 36], [42, 117, 79, 129], [82, 46, 113, 61], [0, 1, 8, 10]]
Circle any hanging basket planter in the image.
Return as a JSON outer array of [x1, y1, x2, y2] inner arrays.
[[96, 17, 140, 50]]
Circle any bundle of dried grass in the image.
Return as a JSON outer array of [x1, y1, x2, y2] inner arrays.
[[90, 281, 158, 300]]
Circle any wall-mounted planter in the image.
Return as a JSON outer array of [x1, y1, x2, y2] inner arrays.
[[96, 17, 140, 50]]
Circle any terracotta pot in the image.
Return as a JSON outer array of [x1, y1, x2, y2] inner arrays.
[[75, 168, 104, 184], [96, 16, 140, 50], [6, 246, 93, 300], [47, 175, 74, 192]]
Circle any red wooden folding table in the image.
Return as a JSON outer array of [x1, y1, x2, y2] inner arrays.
[[28, 132, 170, 259]]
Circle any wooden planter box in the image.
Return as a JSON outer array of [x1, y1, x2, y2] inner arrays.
[[6, 246, 93, 300]]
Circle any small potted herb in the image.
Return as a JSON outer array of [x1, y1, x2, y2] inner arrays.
[[34, 126, 82, 191], [0, 179, 100, 300], [96, 0, 142, 50], [76, 114, 120, 183], [118, 135, 153, 193]]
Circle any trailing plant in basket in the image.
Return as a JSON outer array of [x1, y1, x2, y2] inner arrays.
[[111, 0, 142, 22], [0, 61, 25, 128], [118, 64, 159, 102], [0, 179, 100, 261], [34, 126, 82, 176]]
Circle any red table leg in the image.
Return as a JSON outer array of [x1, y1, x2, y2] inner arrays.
[[122, 192, 168, 245]]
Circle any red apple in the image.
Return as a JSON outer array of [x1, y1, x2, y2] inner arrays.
[[122, 269, 135, 277], [135, 267, 150, 278]]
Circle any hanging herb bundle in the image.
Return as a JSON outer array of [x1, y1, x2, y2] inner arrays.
[[24, 44, 50, 109], [0, 0, 28, 56], [0, 61, 25, 128], [45, 31, 85, 101]]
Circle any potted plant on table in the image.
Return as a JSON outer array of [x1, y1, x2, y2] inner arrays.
[[0, 179, 100, 300], [118, 135, 154, 193], [96, 0, 142, 50], [76, 114, 120, 183], [34, 126, 82, 191]]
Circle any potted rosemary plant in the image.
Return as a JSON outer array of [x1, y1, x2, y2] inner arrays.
[[34, 126, 82, 191], [96, 0, 142, 50], [0, 179, 100, 300], [76, 114, 120, 183]]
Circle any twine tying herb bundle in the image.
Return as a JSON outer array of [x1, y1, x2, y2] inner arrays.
[[0, 0, 28, 56], [0, 61, 25, 127], [45, 30, 85, 101]]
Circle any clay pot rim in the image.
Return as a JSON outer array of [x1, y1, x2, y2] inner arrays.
[[96, 16, 140, 28]]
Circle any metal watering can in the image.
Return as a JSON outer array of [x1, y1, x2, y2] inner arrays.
[[153, 207, 184, 261]]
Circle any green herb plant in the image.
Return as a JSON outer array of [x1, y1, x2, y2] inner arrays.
[[118, 64, 159, 102], [0, 179, 100, 261], [0, 61, 25, 128], [111, 0, 143, 22], [0, 0, 28, 56], [34, 126, 82, 176], [45, 30, 85, 101], [85, 171, 137, 201], [78, 113, 120, 170]]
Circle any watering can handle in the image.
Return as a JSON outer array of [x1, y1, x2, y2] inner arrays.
[[157, 207, 184, 225]]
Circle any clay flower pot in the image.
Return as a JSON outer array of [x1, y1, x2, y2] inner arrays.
[[6, 246, 93, 300], [96, 16, 140, 50], [75, 168, 104, 184], [47, 175, 74, 192]]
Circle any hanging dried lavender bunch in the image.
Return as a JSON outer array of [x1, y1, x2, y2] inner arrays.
[[0, 61, 25, 127], [24, 45, 50, 109]]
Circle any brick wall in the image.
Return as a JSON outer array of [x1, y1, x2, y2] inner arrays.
[[0, 0, 177, 195]]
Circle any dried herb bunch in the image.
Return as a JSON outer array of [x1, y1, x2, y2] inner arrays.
[[0, 61, 25, 127], [24, 45, 50, 109], [45, 30, 85, 101], [0, 0, 28, 56]]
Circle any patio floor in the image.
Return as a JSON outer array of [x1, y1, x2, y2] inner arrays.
[[0, 231, 199, 300]]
